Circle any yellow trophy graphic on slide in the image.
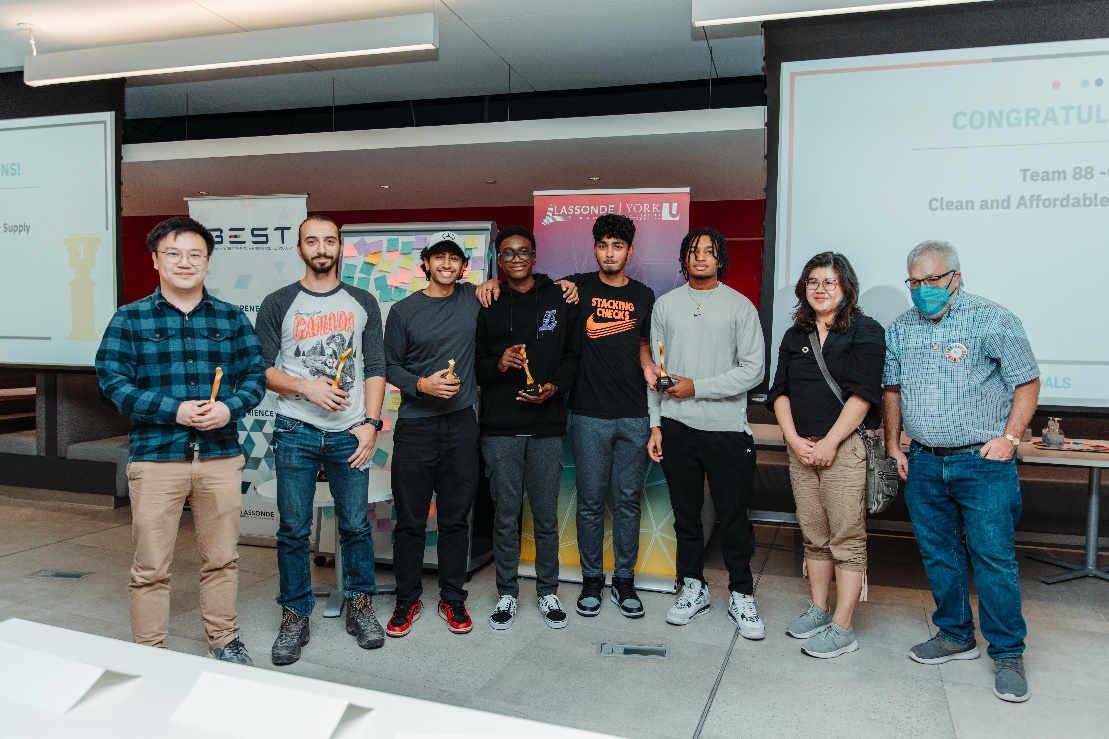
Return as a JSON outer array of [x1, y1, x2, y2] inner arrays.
[[64, 235, 100, 341]]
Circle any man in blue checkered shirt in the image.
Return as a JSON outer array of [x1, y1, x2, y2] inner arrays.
[[883, 240, 1040, 704], [96, 217, 266, 666]]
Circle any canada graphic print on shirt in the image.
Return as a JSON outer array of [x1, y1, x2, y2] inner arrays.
[[291, 309, 358, 392]]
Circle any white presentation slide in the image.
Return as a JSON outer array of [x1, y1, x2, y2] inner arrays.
[[0, 112, 117, 367], [776, 38, 1109, 408]]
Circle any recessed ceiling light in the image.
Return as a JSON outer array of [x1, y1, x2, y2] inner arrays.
[[484, 180, 497, 185], [588, 177, 601, 181], [197, 191, 209, 195], [379, 185, 390, 189]]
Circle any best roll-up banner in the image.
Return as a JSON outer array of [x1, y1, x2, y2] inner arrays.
[[187, 195, 307, 541], [530, 188, 696, 589]]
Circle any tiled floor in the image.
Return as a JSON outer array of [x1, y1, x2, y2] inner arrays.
[[0, 492, 1105, 738]]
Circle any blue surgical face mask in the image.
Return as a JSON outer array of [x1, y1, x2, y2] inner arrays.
[[911, 285, 951, 317]]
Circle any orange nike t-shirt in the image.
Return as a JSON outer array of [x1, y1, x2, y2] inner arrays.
[[566, 272, 654, 419]]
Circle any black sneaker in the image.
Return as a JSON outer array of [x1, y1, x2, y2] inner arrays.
[[610, 576, 645, 618], [576, 575, 605, 617], [538, 594, 568, 629], [346, 592, 385, 649], [489, 594, 517, 630], [271, 607, 310, 666]]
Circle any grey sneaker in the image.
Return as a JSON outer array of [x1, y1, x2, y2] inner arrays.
[[610, 577, 645, 619], [208, 637, 253, 666], [576, 575, 605, 617], [538, 594, 568, 629], [993, 657, 1030, 703], [727, 592, 765, 640], [801, 622, 859, 659], [489, 594, 516, 630], [908, 634, 980, 665], [346, 592, 385, 649], [786, 603, 832, 639], [271, 607, 310, 666], [666, 577, 711, 625]]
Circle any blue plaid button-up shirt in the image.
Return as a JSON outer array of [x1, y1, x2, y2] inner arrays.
[[96, 288, 267, 462], [883, 291, 1039, 448]]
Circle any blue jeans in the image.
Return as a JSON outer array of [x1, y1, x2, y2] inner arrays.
[[571, 414, 650, 579], [904, 442, 1025, 659], [273, 414, 375, 616]]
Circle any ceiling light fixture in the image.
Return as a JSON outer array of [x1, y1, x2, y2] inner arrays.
[[692, 0, 991, 25], [379, 185, 390, 189], [24, 13, 438, 87], [197, 191, 209, 195], [484, 180, 497, 184], [588, 177, 601, 181]]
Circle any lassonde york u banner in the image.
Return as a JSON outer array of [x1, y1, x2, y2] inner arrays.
[[187, 195, 307, 539]]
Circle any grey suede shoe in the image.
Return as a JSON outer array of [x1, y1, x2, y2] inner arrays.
[[993, 657, 1030, 703], [801, 622, 859, 659], [786, 603, 832, 639], [208, 637, 253, 666], [908, 634, 980, 665]]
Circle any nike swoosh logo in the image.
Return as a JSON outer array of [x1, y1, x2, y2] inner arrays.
[[586, 313, 636, 338]]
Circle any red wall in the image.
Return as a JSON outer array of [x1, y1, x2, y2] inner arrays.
[[122, 200, 766, 305]]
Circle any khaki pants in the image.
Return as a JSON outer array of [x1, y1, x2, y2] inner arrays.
[[126, 454, 244, 648], [786, 435, 867, 572]]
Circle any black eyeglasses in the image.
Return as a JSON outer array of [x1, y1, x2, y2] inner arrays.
[[157, 249, 208, 262], [905, 270, 955, 290], [498, 249, 535, 263]]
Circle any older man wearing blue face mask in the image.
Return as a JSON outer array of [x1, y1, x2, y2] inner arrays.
[[882, 240, 1040, 705]]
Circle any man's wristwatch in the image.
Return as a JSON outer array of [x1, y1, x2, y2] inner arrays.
[[354, 417, 384, 431], [1003, 434, 1020, 447]]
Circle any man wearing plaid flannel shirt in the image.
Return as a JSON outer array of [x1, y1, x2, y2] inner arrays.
[[96, 217, 266, 665], [883, 240, 1040, 704]]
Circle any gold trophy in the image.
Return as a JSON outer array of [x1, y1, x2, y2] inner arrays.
[[446, 359, 457, 381], [656, 340, 677, 390], [520, 346, 541, 397], [333, 348, 352, 388]]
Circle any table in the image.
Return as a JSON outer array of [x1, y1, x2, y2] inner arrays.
[[1019, 439, 1109, 584], [256, 470, 394, 617], [0, 619, 615, 739]]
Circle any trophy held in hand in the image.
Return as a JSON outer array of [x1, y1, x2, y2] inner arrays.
[[656, 340, 677, 390], [520, 346, 542, 397]]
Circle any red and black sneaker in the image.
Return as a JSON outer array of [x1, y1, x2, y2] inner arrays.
[[386, 600, 422, 638], [438, 599, 473, 634]]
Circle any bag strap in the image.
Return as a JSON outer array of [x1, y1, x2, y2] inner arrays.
[[808, 331, 845, 406]]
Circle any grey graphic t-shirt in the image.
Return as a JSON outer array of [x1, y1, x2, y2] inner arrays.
[[257, 282, 386, 432]]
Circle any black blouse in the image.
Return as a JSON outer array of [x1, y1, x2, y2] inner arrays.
[[766, 314, 886, 437]]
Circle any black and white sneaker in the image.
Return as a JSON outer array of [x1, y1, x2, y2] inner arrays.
[[538, 594, 568, 629], [610, 576, 645, 618], [489, 594, 516, 630], [666, 577, 711, 625], [576, 575, 605, 617]]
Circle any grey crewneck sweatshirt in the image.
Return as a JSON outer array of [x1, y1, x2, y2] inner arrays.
[[647, 283, 764, 433]]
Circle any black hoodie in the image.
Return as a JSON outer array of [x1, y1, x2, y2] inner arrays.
[[475, 274, 581, 436]]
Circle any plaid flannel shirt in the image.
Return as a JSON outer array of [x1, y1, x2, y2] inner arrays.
[[96, 288, 267, 461]]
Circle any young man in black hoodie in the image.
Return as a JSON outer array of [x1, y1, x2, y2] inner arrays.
[[476, 226, 581, 630]]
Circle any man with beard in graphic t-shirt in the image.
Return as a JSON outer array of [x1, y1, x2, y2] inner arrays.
[[257, 215, 387, 665], [562, 214, 656, 619]]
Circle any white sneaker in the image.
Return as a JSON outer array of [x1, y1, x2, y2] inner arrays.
[[666, 577, 711, 625], [537, 594, 568, 629], [728, 592, 765, 640], [488, 595, 516, 630]]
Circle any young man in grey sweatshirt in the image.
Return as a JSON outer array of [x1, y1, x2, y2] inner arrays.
[[646, 227, 766, 640]]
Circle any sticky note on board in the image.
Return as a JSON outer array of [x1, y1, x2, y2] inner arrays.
[[470, 255, 485, 271], [387, 384, 399, 394], [342, 263, 357, 279], [366, 240, 383, 253], [371, 448, 390, 467], [358, 261, 374, 276], [410, 277, 429, 291], [386, 237, 400, 251], [378, 289, 392, 304], [356, 276, 371, 290], [467, 271, 483, 286], [415, 235, 428, 248], [352, 237, 368, 253], [465, 248, 473, 259], [374, 275, 389, 291], [381, 417, 393, 432], [343, 244, 358, 258], [464, 235, 479, 250], [400, 240, 414, 254], [393, 286, 408, 301], [388, 269, 411, 287], [365, 252, 382, 265], [399, 254, 415, 270], [377, 258, 394, 273], [386, 396, 402, 411]]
